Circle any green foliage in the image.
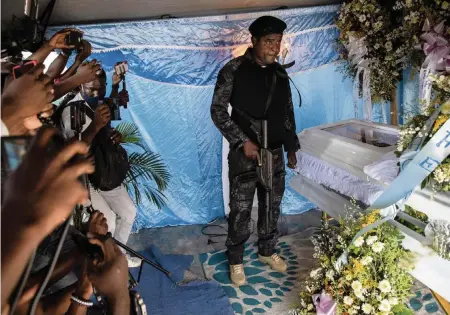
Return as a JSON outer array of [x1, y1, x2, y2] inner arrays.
[[116, 121, 170, 208], [395, 206, 428, 235], [115, 121, 146, 150]]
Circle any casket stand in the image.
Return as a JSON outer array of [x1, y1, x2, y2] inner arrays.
[[289, 119, 450, 301]]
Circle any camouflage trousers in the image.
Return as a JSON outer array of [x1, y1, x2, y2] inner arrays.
[[226, 147, 286, 265]]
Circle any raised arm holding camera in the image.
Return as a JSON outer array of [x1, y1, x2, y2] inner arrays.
[[58, 40, 93, 83], [24, 28, 82, 65]]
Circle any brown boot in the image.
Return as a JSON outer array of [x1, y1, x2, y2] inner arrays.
[[258, 253, 287, 272], [230, 264, 246, 286]]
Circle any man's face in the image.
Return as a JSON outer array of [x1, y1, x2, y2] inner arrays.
[[252, 34, 283, 65], [81, 76, 107, 100]]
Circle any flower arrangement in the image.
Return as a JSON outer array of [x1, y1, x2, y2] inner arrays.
[[395, 96, 450, 193], [336, 0, 409, 102], [293, 206, 415, 315], [336, 0, 450, 103]]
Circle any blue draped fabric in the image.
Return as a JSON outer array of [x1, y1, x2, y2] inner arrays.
[[48, 5, 360, 230]]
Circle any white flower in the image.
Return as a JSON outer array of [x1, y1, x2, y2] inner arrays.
[[374, 21, 383, 29], [354, 237, 365, 247], [378, 299, 391, 312], [344, 296, 354, 306], [385, 41, 393, 52], [362, 303, 373, 314], [443, 1, 449, 9], [372, 242, 384, 253], [307, 304, 313, 311], [359, 15, 367, 22], [326, 270, 335, 279], [374, 43, 380, 49], [310, 268, 322, 278], [378, 280, 392, 293], [389, 297, 399, 306], [366, 236, 377, 245], [352, 281, 363, 292], [355, 290, 365, 301], [361, 256, 373, 266]]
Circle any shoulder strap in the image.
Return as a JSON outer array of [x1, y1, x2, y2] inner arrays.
[[264, 71, 277, 116], [275, 63, 302, 108]]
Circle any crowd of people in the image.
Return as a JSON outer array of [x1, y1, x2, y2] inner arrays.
[[1, 28, 139, 314]]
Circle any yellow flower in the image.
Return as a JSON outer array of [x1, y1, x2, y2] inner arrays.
[[351, 258, 364, 274], [442, 1, 449, 9], [433, 115, 449, 133], [442, 101, 450, 115], [364, 210, 380, 225]]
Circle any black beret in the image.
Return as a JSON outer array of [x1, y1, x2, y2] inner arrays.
[[249, 16, 287, 37]]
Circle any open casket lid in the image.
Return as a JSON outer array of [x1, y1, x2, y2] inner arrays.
[[298, 119, 399, 184]]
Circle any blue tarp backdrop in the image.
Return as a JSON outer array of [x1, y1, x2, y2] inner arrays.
[[48, 5, 364, 230]]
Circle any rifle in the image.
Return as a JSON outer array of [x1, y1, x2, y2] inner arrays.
[[234, 62, 301, 235], [234, 70, 278, 235], [257, 120, 273, 235]]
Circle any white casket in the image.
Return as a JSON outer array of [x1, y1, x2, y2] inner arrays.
[[290, 119, 450, 301], [298, 119, 398, 187]]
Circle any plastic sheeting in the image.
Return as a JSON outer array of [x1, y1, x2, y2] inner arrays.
[[48, 5, 361, 230]]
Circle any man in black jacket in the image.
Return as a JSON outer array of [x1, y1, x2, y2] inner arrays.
[[211, 16, 300, 286]]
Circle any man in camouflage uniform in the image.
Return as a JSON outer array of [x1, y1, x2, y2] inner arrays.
[[211, 16, 300, 286]]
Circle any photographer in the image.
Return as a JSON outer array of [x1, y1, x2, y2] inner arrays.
[[1, 127, 94, 308], [59, 68, 140, 267]]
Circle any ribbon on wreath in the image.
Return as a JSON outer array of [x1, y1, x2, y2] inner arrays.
[[346, 36, 375, 122], [312, 291, 337, 315], [415, 20, 450, 108], [335, 105, 450, 270]]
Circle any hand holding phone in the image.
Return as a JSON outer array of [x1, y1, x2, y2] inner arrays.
[[48, 28, 83, 50], [12, 60, 38, 79], [65, 31, 83, 47], [114, 62, 128, 76]]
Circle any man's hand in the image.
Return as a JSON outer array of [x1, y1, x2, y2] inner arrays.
[[86, 234, 129, 304], [73, 60, 101, 85], [87, 211, 109, 235], [75, 40, 92, 63], [110, 129, 123, 144], [287, 151, 297, 169], [117, 90, 129, 107], [112, 72, 123, 86], [112, 62, 128, 86], [48, 28, 83, 50], [1, 63, 54, 135], [243, 140, 260, 160], [93, 104, 111, 131], [2, 128, 94, 236]]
